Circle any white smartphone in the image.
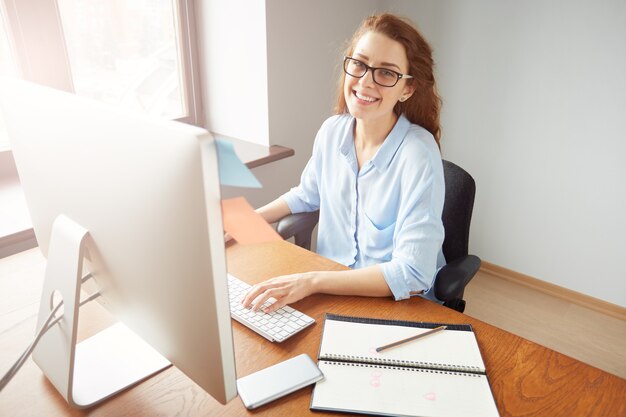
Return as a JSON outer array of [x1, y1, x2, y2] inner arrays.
[[236, 353, 324, 409]]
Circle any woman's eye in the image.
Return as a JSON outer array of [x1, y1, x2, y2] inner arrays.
[[380, 70, 395, 78]]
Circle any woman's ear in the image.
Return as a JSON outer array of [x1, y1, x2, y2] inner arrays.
[[399, 84, 415, 102]]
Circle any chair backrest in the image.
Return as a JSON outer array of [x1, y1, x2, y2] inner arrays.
[[441, 160, 476, 262]]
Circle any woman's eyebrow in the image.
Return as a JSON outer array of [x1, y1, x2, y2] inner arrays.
[[354, 52, 401, 70], [380, 61, 401, 70]]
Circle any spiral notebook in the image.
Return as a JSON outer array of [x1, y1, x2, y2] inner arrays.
[[310, 314, 499, 417]]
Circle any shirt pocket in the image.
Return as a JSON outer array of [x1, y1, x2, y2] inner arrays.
[[361, 211, 395, 261]]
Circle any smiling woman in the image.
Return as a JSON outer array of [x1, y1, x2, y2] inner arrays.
[[243, 13, 446, 313]]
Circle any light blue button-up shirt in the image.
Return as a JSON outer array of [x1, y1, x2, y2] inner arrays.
[[282, 113, 445, 301]]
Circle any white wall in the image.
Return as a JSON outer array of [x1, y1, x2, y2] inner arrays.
[[385, 0, 626, 306], [195, 0, 269, 145]]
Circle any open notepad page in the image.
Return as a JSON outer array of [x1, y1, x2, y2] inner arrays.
[[313, 361, 499, 417], [318, 318, 486, 372]]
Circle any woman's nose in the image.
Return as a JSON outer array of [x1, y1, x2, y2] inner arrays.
[[358, 69, 376, 87]]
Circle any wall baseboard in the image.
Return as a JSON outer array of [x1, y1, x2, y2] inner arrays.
[[0, 228, 37, 259], [480, 261, 626, 322]]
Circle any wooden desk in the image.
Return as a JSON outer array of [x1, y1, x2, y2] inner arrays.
[[1, 242, 625, 416]]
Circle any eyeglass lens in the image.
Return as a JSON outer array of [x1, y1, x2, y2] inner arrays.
[[344, 58, 399, 87]]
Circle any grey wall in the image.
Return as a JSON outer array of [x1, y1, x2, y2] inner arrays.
[[385, 0, 626, 306]]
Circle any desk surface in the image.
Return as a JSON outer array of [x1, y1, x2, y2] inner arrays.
[[1, 241, 625, 417]]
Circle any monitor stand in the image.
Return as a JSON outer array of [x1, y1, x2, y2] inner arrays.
[[32, 215, 171, 408]]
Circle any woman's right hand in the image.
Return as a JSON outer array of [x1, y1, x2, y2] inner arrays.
[[241, 272, 318, 313]]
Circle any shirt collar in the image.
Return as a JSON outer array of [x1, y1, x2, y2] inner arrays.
[[339, 117, 358, 173], [370, 114, 410, 172], [339, 114, 411, 173]]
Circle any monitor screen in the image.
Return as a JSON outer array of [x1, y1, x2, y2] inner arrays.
[[0, 78, 237, 404]]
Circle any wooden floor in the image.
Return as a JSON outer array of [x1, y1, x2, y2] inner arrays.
[[463, 270, 626, 379]]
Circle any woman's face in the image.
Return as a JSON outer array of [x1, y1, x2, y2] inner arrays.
[[344, 31, 414, 124]]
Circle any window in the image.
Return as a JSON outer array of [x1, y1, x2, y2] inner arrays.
[[0, 12, 16, 151], [57, 0, 187, 120], [0, 0, 201, 135]]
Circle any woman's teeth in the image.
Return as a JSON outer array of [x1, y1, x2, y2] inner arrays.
[[355, 91, 378, 102]]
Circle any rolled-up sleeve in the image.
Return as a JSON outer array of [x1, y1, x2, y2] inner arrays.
[[378, 156, 445, 301]]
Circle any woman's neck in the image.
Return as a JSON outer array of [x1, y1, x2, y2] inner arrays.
[[353, 112, 398, 169], [354, 112, 398, 149]]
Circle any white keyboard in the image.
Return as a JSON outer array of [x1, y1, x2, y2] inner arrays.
[[227, 274, 315, 342]]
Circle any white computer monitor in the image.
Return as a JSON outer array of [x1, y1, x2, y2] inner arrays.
[[0, 78, 237, 407]]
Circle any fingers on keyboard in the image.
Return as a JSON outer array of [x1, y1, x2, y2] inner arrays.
[[228, 274, 315, 342]]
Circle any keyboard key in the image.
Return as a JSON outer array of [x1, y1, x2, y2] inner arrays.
[[283, 322, 298, 332]]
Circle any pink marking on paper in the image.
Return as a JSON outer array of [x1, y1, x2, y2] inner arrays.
[[424, 392, 437, 401], [370, 370, 382, 388]]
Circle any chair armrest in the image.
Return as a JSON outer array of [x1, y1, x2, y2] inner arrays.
[[276, 210, 319, 251], [434, 255, 481, 302]]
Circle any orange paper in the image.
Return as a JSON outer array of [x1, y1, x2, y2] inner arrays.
[[221, 197, 282, 244]]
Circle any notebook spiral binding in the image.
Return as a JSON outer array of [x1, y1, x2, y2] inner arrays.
[[320, 353, 484, 375], [320, 360, 483, 378]]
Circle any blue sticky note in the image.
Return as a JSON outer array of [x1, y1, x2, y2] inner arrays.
[[215, 138, 262, 188]]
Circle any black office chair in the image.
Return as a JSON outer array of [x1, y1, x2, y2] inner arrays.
[[276, 160, 480, 313]]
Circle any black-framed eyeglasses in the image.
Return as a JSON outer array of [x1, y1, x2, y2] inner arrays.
[[343, 56, 413, 87]]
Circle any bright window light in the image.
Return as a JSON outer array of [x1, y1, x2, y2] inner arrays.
[[0, 12, 16, 151], [57, 0, 186, 120]]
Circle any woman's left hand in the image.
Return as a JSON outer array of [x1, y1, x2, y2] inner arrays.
[[241, 272, 317, 313]]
